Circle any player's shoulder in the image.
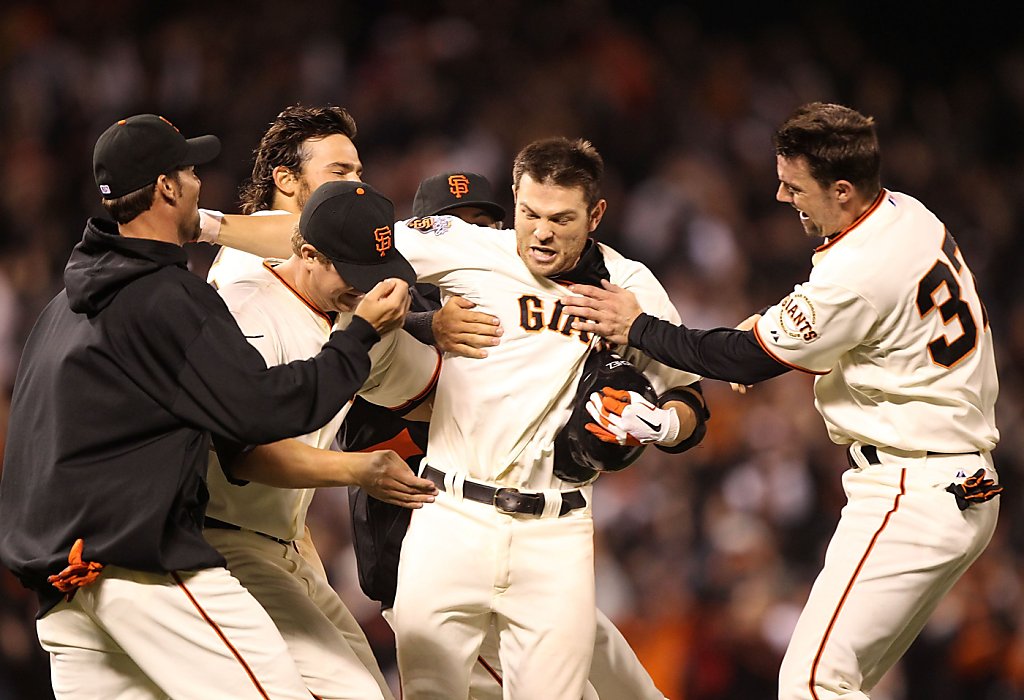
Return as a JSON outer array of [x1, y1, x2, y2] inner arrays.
[[596, 241, 659, 286], [216, 264, 283, 313]]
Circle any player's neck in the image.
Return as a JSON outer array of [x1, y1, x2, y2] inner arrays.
[[270, 193, 301, 215]]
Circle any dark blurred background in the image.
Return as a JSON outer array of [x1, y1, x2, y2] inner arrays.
[[1, 2, 1022, 698]]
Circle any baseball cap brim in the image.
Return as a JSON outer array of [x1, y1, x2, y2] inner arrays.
[[435, 200, 506, 221], [181, 135, 221, 167], [332, 253, 417, 294]]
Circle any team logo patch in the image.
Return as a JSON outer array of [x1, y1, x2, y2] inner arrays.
[[777, 293, 819, 342], [374, 226, 392, 257], [407, 216, 451, 236], [448, 174, 470, 199]]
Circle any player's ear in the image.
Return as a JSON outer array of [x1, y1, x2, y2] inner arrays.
[[588, 199, 607, 232], [834, 179, 855, 203], [273, 166, 300, 198], [298, 243, 321, 265], [155, 173, 177, 205]]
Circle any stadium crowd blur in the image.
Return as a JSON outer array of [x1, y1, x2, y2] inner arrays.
[[1, 2, 1022, 698]]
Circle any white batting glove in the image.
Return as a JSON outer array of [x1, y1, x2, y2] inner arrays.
[[198, 208, 224, 244], [584, 387, 680, 446]]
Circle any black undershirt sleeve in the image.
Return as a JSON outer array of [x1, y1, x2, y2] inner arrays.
[[629, 313, 790, 385]]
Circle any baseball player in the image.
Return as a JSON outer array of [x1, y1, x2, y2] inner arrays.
[[0, 114, 410, 699], [389, 138, 709, 699], [201, 104, 501, 357], [563, 102, 1002, 700], [206, 180, 441, 700], [345, 170, 672, 700]]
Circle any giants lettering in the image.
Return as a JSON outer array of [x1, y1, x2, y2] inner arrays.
[[518, 295, 592, 343]]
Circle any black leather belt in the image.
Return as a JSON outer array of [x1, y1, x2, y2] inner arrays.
[[204, 517, 291, 546], [422, 465, 586, 517], [851, 445, 980, 466]]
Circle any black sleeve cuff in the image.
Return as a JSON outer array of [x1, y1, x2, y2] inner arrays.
[[403, 310, 438, 346], [210, 434, 254, 486], [656, 384, 709, 454]]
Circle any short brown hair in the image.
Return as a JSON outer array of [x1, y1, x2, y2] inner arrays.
[[290, 226, 329, 265], [512, 137, 604, 209], [239, 104, 358, 214], [101, 171, 181, 224], [773, 102, 881, 195]]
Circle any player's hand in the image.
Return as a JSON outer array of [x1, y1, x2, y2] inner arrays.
[[432, 295, 502, 359], [563, 280, 644, 346], [730, 312, 762, 394], [354, 279, 411, 335], [352, 450, 438, 509], [584, 387, 680, 446]]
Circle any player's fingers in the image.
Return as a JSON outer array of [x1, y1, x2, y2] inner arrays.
[[584, 422, 623, 444], [450, 295, 476, 309], [446, 343, 489, 359], [729, 382, 748, 394], [457, 322, 503, 338], [453, 310, 502, 327], [600, 387, 630, 401]]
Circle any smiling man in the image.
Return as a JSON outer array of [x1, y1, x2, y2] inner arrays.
[[563, 102, 1002, 700], [388, 137, 709, 699]]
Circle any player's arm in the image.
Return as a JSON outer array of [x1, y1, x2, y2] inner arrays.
[[199, 209, 296, 258], [564, 280, 789, 385], [232, 438, 437, 509]]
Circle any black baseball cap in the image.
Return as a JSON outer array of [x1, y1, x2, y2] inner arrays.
[[300, 181, 416, 293], [93, 114, 221, 198], [412, 172, 506, 221]]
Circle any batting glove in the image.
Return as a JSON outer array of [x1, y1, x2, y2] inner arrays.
[[584, 387, 680, 446]]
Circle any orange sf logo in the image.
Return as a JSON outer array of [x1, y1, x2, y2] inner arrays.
[[448, 174, 470, 199], [374, 226, 392, 257]]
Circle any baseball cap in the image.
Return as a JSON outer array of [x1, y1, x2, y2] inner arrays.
[[93, 114, 221, 198], [300, 181, 416, 293], [412, 172, 506, 221]]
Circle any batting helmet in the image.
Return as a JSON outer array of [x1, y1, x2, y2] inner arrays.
[[553, 348, 658, 484]]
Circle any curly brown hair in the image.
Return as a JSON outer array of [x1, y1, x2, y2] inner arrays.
[[239, 104, 358, 214]]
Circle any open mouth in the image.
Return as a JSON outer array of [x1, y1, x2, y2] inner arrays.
[[530, 247, 557, 263], [798, 211, 810, 222]]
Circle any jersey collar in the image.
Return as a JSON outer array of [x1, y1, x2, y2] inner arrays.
[[814, 189, 887, 253], [263, 260, 335, 326]]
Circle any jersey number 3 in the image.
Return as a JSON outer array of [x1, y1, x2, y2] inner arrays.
[[915, 230, 985, 368]]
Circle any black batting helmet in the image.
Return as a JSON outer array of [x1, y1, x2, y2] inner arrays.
[[553, 348, 658, 484]]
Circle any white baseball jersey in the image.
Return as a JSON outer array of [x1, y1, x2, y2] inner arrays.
[[754, 190, 998, 453], [207, 209, 290, 290], [394, 215, 700, 491], [206, 260, 440, 541]]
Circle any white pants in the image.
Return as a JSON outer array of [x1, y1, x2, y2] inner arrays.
[[393, 489, 597, 699], [205, 527, 393, 699], [778, 450, 999, 700], [383, 606, 666, 700], [36, 565, 312, 700]]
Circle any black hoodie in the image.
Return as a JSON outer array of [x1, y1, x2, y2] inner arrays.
[[0, 218, 380, 615]]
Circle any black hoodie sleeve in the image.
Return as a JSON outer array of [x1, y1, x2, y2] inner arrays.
[[629, 313, 790, 385], [126, 271, 379, 445]]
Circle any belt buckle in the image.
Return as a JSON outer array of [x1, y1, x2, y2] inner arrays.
[[493, 487, 543, 516]]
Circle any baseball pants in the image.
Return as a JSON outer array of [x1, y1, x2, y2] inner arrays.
[[778, 449, 999, 700], [36, 565, 312, 699], [393, 486, 596, 699], [205, 527, 393, 699]]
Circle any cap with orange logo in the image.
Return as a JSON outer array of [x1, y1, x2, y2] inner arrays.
[[300, 181, 416, 293], [411, 171, 506, 222]]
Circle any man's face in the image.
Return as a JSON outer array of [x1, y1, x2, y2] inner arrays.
[[176, 166, 202, 244], [445, 206, 502, 229], [513, 173, 605, 277], [775, 155, 844, 238], [303, 251, 364, 313], [295, 134, 363, 210]]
